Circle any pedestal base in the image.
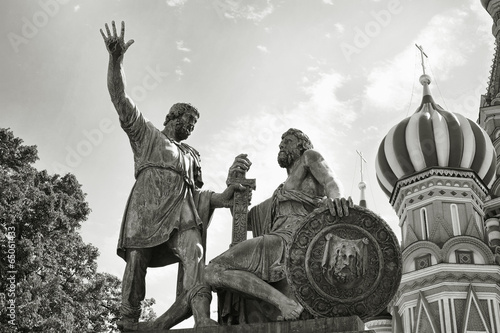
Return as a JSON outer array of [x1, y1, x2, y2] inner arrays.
[[136, 316, 374, 333]]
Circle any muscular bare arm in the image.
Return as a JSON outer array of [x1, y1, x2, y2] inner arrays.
[[304, 149, 352, 216], [100, 21, 135, 122], [304, 150, 341, 197]]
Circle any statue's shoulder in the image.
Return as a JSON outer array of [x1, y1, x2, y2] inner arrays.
[[180, 142, 201, 160], [302, 149, 323, 160], [301, 149, 328, 168]]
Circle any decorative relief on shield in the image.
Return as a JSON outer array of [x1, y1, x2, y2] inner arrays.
[[321, 234, 368, 286], [285, 205, 402, 320]]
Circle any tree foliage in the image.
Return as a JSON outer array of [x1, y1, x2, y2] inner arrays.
[[0, 128, 155, 332]]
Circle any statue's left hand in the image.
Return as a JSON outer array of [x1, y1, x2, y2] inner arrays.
[[322, 197, 353, 217]]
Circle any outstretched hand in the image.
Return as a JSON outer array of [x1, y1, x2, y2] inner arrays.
[[100, 21, 134, 59], [322, 196, 353, 218]]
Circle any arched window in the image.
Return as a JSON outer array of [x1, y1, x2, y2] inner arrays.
[[420, 208, 429, 240], [451, 204, 460, 236]]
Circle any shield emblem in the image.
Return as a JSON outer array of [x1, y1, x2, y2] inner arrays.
[[285, 205, 402, 320], [321, 234, 369, 286]]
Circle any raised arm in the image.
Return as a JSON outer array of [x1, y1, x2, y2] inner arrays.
[[100, 21, 135, 122]]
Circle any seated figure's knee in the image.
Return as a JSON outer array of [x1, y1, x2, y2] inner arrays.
[[205, 262, 224, 288]]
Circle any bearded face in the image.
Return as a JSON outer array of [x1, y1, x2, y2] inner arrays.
[[174, 117, 195, 141], [277, 147, 301, 168]]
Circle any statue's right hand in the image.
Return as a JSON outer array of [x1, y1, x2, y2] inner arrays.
[[100, 21, 134, 59], [227, 153, 252, 183]]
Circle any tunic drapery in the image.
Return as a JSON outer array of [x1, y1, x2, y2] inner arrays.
[[116, 107, 213, 267]]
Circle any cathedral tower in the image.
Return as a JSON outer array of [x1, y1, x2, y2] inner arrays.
[[375, 63, 500, 332], [478, 0, 500, 260]]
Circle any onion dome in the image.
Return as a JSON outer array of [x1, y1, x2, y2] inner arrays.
[[376, 74, 497, 198]]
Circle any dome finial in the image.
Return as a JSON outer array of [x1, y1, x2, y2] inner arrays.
[[415, 43, 428, 76], [415, 43, 433, 100], [356, 150, 367, 208]]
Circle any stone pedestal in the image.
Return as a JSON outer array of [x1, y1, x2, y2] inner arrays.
[[136, 317, 374, 333]]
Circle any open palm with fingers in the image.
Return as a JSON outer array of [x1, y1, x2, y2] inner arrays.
[[100, 21, 134, 59]]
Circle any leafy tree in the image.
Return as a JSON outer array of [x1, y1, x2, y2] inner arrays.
[[0, 128, 155, 332]]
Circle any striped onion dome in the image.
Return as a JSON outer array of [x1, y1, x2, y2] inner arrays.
[[376, 74, 497, 198]]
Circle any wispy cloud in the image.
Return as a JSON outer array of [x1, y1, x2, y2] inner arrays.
[[256, 45, 269, 53], [176, 40, 191, 52], [199, 70, 356, 196], [166, 0, 188, 7], [334, 23, 344, 33], [183, 57, 191, 63], [364, 8, 486, 113], [300, 71, 356, 129], [175, 67, 184, 78], [214, 0, 274, 23]]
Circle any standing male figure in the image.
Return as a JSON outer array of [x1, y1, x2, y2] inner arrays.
[[205, 128, 352, 321], [100, 21, 249, 331]]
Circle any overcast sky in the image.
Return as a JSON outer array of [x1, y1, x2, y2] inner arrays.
[[0, 0, 495, 328]]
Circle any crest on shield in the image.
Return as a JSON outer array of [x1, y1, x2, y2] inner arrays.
[[321, 234, 369, 286]]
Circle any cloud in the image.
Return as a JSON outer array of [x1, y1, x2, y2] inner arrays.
[[175, 67, 184, 78], [300, 71, 357, 129], [364, 8, 485, 113], [183, 57, 191, 63], [166, 0, 188, 7], [213, 0, 274, 23], [256, 45, 269, 53], [199, 70, 356, 197], [334, 23, 345, 33], [176, 40, 191, 52]]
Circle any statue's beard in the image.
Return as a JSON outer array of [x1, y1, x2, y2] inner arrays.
[[277, 148, 301, 168], [175, 120, 193, 141]]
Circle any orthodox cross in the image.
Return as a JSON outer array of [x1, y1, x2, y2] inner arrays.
[[415, 43, 428, 75], [356, 150, 367, 182]]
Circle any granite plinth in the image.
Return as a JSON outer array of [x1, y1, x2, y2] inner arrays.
[[136, 317, 374, 333]]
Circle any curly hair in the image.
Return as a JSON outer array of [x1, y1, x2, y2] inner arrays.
[[281, 128, 314, 153], [163, 103, 199, 126]]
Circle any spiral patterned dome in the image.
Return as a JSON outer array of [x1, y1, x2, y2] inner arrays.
[[481, 0, 490, 9], [376, 75, 497, 198]]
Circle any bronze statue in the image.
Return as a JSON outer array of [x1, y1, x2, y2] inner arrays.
[[205, 128, 353, 322], [100, 21, 249, 331]]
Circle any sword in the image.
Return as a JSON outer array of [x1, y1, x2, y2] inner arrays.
[[227, 170, 256, 247]]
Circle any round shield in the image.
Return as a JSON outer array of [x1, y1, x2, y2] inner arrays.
[[285, 205, 402, 320]]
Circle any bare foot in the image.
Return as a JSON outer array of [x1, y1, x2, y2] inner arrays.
[[194, 317, 219, 328], [278, 299, 304, 321]]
